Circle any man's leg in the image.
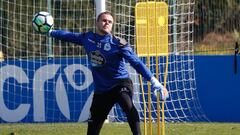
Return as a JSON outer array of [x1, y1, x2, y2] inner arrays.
[[117, 87, 141, 135], [87, 92, 115, 135], [87, 119, 105, 135]]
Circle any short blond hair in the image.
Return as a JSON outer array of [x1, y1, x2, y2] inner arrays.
[[96, 11, 114, 22]]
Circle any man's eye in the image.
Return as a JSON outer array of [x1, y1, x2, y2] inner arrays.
[[103, 19, 112, 24]]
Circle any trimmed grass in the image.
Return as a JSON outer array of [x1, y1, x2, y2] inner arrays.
[[0, 122, 240, 135]]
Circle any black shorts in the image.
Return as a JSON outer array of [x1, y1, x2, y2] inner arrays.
[[89, 78, 134, 122]]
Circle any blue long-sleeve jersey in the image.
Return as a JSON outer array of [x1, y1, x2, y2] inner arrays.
[[50, 30, 153, 93]]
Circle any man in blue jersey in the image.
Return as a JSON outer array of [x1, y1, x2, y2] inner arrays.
[[48, 11, 169, 135]]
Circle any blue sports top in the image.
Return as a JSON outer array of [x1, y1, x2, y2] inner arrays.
[[50, 30, 153, 93]]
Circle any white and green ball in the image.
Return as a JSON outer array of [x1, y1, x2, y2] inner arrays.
[[32, 11, 53, 34]]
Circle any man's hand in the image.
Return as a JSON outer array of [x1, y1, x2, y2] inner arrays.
[[150, 76, 169, 101], [154, 87, 169, 101]]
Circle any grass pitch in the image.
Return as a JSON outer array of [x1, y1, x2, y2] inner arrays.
[[0, 122, 240, 135]]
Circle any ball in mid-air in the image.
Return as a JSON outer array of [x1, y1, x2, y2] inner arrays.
[[32, 11, 54, 34]]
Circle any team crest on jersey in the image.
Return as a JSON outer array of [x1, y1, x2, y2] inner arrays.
[[90, 51, 106, 67], [104, 43, 111, 51]]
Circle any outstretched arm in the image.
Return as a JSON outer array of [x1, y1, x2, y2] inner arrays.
[[49, 30, 85, 45], [120, 44, 153, 80], [119, 42, 169, 100]]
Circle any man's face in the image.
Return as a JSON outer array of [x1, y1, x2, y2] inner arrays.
[[96, 14, 113, 35]]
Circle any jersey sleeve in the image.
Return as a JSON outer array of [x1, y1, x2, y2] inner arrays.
[[120, 44, 153, 81], [50, 30, 85, 45]]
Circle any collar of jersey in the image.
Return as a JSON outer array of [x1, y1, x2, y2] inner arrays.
[[95, 33, 112, 40]]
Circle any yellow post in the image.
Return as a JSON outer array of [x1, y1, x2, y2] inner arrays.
[[162, 55, 169, 135], [139, 75, 147, 135], [146, 2, 152, 134], [135, 2, 168, 57], [135, 1, 168, 135], [157, 92, 161, 135], [154, 1, 160, 135]]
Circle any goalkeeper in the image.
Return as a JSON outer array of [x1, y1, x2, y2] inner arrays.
[[47, 11, 169, 135]]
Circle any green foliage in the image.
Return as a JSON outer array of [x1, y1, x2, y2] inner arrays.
[[194, 0, 240, 54]]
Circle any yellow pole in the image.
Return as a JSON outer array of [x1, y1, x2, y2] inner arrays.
[[139, 75, 147, 135], [146, 1, 152, 135], [135, 1, 169, 134], [162, 55, 169, 135], [157, 92, 161, 135], [153, 1, 161, 135], [135, 1, 148, 135]]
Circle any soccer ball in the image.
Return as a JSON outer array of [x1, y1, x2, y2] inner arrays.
[[32, 11, 54, 34]]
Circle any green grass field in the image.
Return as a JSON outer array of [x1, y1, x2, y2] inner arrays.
[[0, 122, 240, 135]]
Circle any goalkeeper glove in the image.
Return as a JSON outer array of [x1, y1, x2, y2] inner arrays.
[[150, 76, 169, 101], [48, 29, 53, 36]]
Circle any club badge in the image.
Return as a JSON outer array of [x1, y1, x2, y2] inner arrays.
[[90, 51, 106, 67], [104, 43, 111, 51]]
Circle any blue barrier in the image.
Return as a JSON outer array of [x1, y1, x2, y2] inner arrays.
[[1, 55, 238, 123], [0, 58, 94, 123], [0, 56, 202, 123], [195, 55, 240, 122]]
